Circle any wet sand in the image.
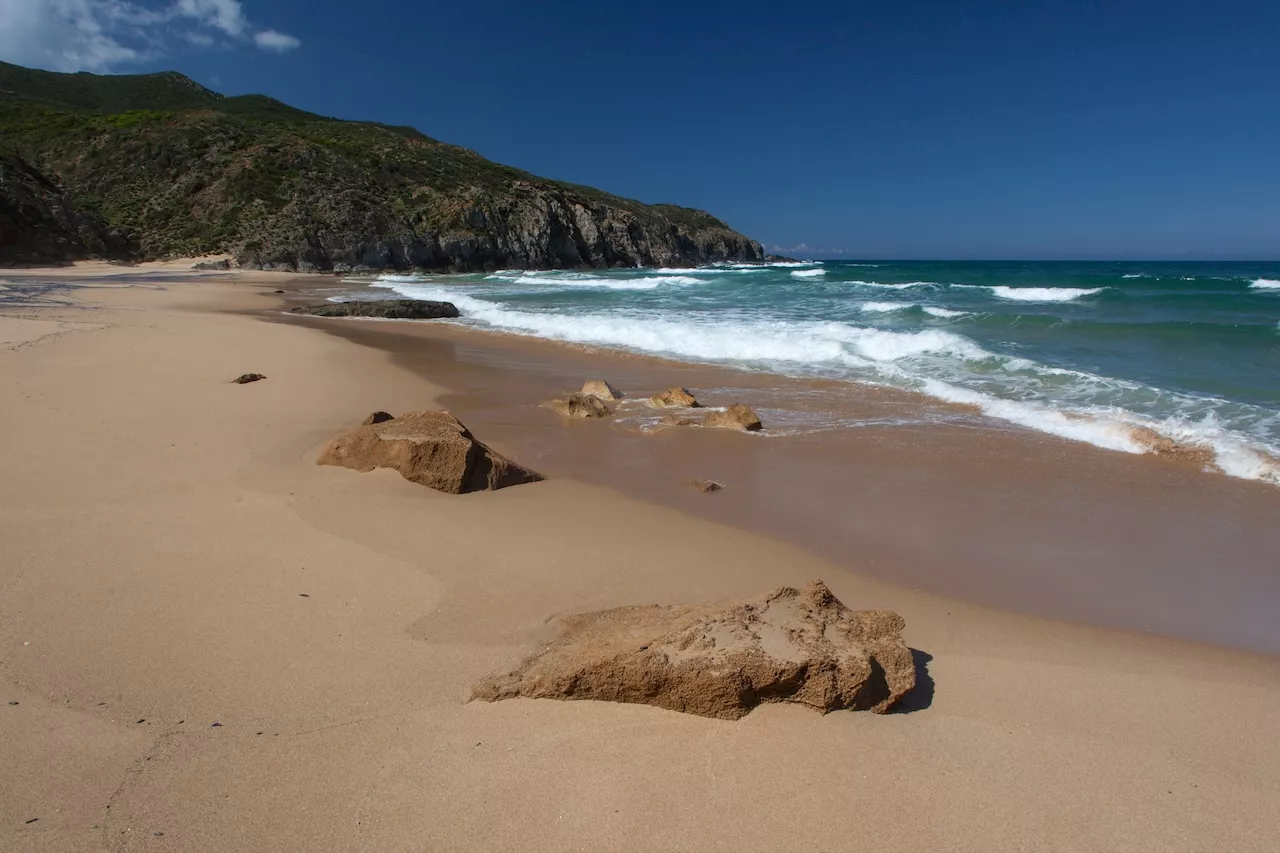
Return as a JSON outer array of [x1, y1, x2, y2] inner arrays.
[[285, 306, 1280, 654], [1, 268, 1278, 851]]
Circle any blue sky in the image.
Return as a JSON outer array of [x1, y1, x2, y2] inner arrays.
[[3, 0, 1279, 259]]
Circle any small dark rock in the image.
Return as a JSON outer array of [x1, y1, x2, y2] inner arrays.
[[7, 701, 17, 705], [290, 300, 460, 320], [299, 593, 310, 597], [232, 373, 266, 385], [211, 722, 222, 727], [273, 289, 286, 294], [690, 480, 725, 493], [25, 818, 38, 824], [136, 718, 146, 724], [361, 411, 395, 426]]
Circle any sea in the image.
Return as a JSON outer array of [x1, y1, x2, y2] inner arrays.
[[341, 260, 1280, 485]]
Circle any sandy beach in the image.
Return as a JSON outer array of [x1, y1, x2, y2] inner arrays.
[[2, 266, 1279, 851]]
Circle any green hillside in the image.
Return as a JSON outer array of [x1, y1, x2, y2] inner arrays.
[[0, 61, 761, 270]]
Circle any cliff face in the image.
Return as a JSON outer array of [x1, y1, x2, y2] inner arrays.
[[0, 153, 129, 264], [0, 61, 763, 271], [237, 183, 763, 273]]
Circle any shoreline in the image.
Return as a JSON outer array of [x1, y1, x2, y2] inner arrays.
[[2, 270, 1279, 850], [268, 294, 1280, 655]]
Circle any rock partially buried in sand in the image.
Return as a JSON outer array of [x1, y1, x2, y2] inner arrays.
[[317, 410, 542, 494], [702, 404, 763, 432], [650, 387, 700, 408], [690, 479, 724, 492], [581, 379, 622, 401], [291, 300, 460, 320], [1129, 426, 1217, 469], [472, 580, 915, 719], [232, 373, 266, 384], [544, 393, 614, 419]]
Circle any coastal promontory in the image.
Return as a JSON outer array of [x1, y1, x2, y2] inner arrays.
[[0, 61, 763, 272]]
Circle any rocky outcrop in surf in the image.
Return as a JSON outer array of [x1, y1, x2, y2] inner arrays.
[[472, 580, 916, 719], [291, 300, 460, 320]]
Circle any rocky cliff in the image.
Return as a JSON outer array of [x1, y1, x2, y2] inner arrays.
[[0, 153, 130, 264], [0, 61, 763, 271]]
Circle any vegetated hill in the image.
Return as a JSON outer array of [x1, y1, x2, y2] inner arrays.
[[0, 61, 763, 271]]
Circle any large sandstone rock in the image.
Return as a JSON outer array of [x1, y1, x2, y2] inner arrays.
[[317, 410, 541, 494], [702, 404, 763, 432], [650, 387, 700, 408], [290, 300, 460, 320], [472, 580, 915, 719], [581, 379, 622, 401], [544, 393, 615, 419]]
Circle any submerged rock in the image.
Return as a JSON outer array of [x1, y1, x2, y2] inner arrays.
[[317, 410, 541, 494], [472, 580, 915, 720], [290, 300, 460, 320], [581, 379, 622, 401], [660, 415, 699, 427], [650, 387, 700, 408], [702, 404, 763, 432], [544, 393, 614, 419]]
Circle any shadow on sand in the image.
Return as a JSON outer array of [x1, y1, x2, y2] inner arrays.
[[893, 649, 934, 713]]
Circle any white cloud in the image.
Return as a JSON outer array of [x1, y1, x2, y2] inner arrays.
[[0, 0, 301, 72], [253, 29, 300, 52], [174, 0, 247, 37]]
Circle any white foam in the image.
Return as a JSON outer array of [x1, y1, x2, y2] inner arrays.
[[790, 269, 826, 278], [1250, 278, 1280, 290], [987, 286, 1104, 302], [364, 278, 1280, 487], [923, 307, 972, 318], [850, 280, 938, 290], [1121, 273, 1146, 279], [918, 379, 1146, 453], [860, 301, 910, 313]]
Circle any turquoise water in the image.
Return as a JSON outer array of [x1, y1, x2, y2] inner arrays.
[[351, 261, 1280, 484]]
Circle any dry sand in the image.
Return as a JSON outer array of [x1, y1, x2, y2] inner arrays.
[[1, 270, 1279, 851]]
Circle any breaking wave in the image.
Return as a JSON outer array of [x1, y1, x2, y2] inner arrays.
[[356, 270, 1280, 487]]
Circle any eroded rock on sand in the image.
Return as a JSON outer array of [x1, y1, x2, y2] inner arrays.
[[544, 393, 615, 419], [290, 300, 460, 320], [231, 373, 265, 384], [650, 387, 700, 408], [317, 410, 541, 494], [702, 404, 763, 432], [472, 580, 915, 719], [581, 379, 622, 401]]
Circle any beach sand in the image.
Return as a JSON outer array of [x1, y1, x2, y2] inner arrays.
[[2, 268, 1278, 851]]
